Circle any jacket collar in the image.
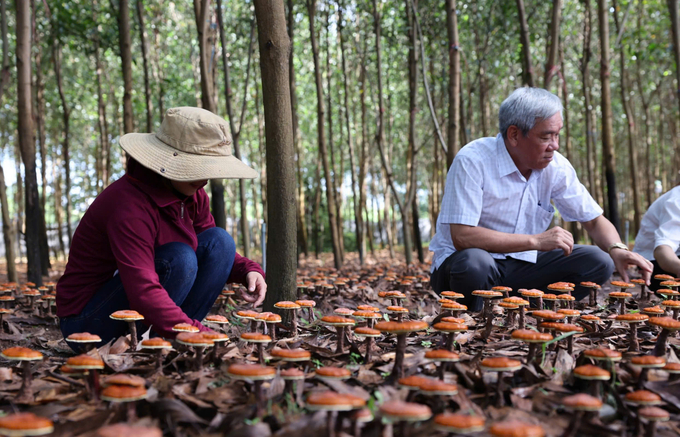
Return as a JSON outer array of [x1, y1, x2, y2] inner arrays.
[[126, 160, 193, 208]]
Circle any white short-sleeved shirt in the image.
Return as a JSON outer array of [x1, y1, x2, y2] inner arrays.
[[633, 185, 680, 261], [429, 134, 603, 272]]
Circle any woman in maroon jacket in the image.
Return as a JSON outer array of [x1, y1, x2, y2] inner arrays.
[[57, 107, 266, 348]]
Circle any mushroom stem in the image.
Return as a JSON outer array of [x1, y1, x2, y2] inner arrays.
[[126, 401, 138, 422], [254, 380, 265, 417], [673, 308, 680, 320], [155, 350, 164, 373], [629, 323, 640, 353], [438, 362, 448, 380], [637, 368, 649, 390], [291, 311, 298, 338], [128, 321, 138, 350], [257, 343, 265, 365], [653, 328, 671, 356], [364, 337, 373, 363], [0, 313, 5, 333], [444, 333, 455, 351], [548, 300, 555, 311], [250, 320, 258, 332], [518, 307, 526, 330], [619, 299, 626, 315], [390, 333, 407, 381], [396, 313, 403, 322], [567, 336, 574, 356], [482, 306, 494, 342], [562, 411, 584, 437], [645, 421, 658, 437], [526, 343, 537, 364], [88, 370, 100, 402], [504, 310, 515, 329], [537, 297, 543, 310], [18, 361, 32, 400], [195, 346, 205, 370], [326, 411, 337, 437], [336, 327, 346, 354], [495, 371, 504, 407], [589, 290, 596, 307], [270, 324, 277, 341]]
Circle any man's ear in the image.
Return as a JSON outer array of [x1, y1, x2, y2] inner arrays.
[[506, 125, 519, 147]]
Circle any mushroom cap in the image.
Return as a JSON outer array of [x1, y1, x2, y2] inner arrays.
[[581, 314, 602, 322], [270, 348, 311, 361], [638, 407, 670, 422], [334, 307, 355, 316], [227, 364, 276, 380], [204, 315, 230, 324], [434, 413, 485, 433], [354, 327, 382, 338], [235, 310, 259, 320], [480, 357, 522, 372], [573, 364, 611, 380], [663, 362, 680, 373], [471, 290, 503, 298], [352, 310, 382, 319], [609, 291, 632, 299], [295, 299, 316, 308], [511, 329, 552, 343], [550, 323, 584, 334], [424, 349, 460, 362], [520, 289, 545, 297], [625, 390, 662, 405], [239, 332, 272, 343], [562, 393, 603, 411], [631, 355, 666, 368], [648, 316, 680, 331], [549, 282, 575, 288], [22, 290, 40, 297], [530, 310, 565, 321], [141, 338, 172, 349], [631, 279, 646, 285], [280, 368, 306, 380], [611, 281, 636, 289], [375, 320, 428, 334], [489, 420, 545, 437], [59, 364, 88, 377], [398, 375, 434, 390], [274, 301, 301, 310], [432, 322, 467, 333], [379, 401, 432, 422], [657, 288, 680, 297], [492, 286, 512, 292], [503, 297, 529, 306], [172, 323, 200, 332], [541, 294, 558, 300], [580, 281, 601, 289], [66, 354, 105, 370], [386, 306, 409, 313], [654, 274, 675, 281], [441, 291, 465, 299], [0, 413, 53, 436], [356, 305, 380, 312], [418, 380, 459, 395], [66, 332, 102, 343], [1, 347, 43, 361], [382, 291, 406, 299], [499, 303, 519, 310], [306, 391, 365, 411], [320, 315, 356, 327], [110, 310, 144, 321], [351, 408, 374, 423], [102, 374, 146, 388], [100, 384, 148, 402], [661, 300, 680, 308], [557, 294, 575, 301], [200, 332, 229, 343], [96, 424, 162, 437], [315, 366, 351, 380], [643, 306, 666, 315], [0, 296, 15, 302], [255, 312, 281, 323], [441, 301, 468, 311], [583, 348, 622, 361], [557, 309, 581, 317], [176, 332, 214, 347], [441, 316, 466, 324], [659, 280, 680, 288]]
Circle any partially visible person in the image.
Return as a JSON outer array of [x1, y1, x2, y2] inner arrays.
[[57, 107, 266, 349], [633, 180, 680, 289]]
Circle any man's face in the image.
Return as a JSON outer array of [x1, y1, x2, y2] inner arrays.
[[508, 112, 563, 174], [171, 179, 208, 197]]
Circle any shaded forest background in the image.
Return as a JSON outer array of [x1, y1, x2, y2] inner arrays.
[[0, 0, 679, 283]]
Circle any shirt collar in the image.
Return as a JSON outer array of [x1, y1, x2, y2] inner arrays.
[[496, 134, 518, 178], [126, 160, 191, 208]]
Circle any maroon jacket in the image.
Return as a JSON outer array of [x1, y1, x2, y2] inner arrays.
[[56, 161, 264, 337]]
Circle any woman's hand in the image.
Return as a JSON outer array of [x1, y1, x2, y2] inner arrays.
[[242, 272, 267, 307]]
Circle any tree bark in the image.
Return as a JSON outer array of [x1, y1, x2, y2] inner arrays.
[[118, 0, 134, 134], [359, 37, 371, 258], [544, 0, 562, 89], [516, 0, 535, 87], [405, 0, 420, 263], [0, 0, 9, 106], [306, 0, 342, 269], [668, 0, 680, 175], [597, 0, 620, 233], [446, 0, 460, 168], [253, 0, 296, 310], [217, 0, 254, 258], [136, 0, 154, 132], [53, 35, 73, 248], [16, 0, 42, 284], [0, 164, 16, 282], [581, 0, 596, 201], [93, 0, 110, 192]]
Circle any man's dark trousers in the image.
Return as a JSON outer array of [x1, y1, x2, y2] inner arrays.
[[431, 245, 615, 311]]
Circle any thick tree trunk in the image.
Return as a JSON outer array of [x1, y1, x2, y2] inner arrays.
[[118, 0, 134, 134], [53, 38, 73, 248], [516, 0, 535, 87], [136, 0, 154, 132], [16, 0, 42, 284], [307, 0, 342, 269], [597, 0, 620, 233], [405, 0, 420, 263], [253, 0, 296, 309], [668, 0, 680, 174], [0, 0, 8, 105], [581, 0, 597, 200], [0, 164, 16, 282], [217, 0, 254, 257], [446, 0, 460, 168], [544, 0, 562, 89]]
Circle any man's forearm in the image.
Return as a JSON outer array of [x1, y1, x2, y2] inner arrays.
[[582, 215, 620, 251], [654, 245, 680, 277], [450, 224, 536, 253]]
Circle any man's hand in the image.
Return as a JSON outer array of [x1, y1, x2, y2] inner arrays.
[[532, 226, 574, 256], [610, 249, 653, 284], [241, 272, 267, 307]]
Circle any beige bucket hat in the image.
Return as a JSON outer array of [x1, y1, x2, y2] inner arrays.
[[119, 107, 258, 181]]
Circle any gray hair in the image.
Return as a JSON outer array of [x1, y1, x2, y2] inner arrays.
[[499, 87, 563, 139]]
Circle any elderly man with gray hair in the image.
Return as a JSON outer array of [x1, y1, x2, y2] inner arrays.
[[429, 87, 652, 310]]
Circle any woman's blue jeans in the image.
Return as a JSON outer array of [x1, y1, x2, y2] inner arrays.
[[60, 227, 236, 352]]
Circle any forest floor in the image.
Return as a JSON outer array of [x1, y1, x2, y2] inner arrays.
[[0, 251, 678, 436]]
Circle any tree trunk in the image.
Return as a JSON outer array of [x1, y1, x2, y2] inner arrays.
[[286, 0, 308, 259], [217, 0, 254, 257], [253, 0, 296, 309], [597, 0, 620, 233], [93, 0, 110, 192], [0, 0, 9, 106], [516, 0, 535, 87], [544, 0, 562, 89], [16, 0, 42, 284], [668, 0, 680, 175], [581, 0, 596, 200], [118, 0, 134, 134], [445, 0, 460, 168], [313, 163, 322, 258], [307, 0, 342, 269], [152, 9, 165, 123], [0, 164, 16, 282], [136, 0, 154, 132], [53, 37, 73, 248]]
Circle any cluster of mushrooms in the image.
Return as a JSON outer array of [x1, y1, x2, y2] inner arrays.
[[0, 265, 679, 436]]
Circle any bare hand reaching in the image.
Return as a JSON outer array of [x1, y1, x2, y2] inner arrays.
[[241, 272, 267, 307], [532, 226, 574, 256]]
